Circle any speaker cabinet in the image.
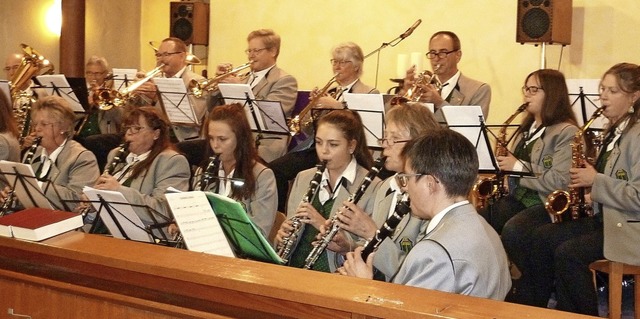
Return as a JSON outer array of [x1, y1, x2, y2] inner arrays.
[[170, 1, 209, 45], [516, 0, 572, 45]]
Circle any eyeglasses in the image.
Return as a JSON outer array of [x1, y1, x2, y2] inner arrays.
[[85, 71, 106, 77], [244, 48, 268, 55], [123, 125, 150, 134], [154, 51, 183, 58], [377, 138, 410, 147], [522, 86, 544, 95], [396, 173, 425, 187], [330, 59, 353, 66], [31, 121, 57, 128], [3, 65, 20, 72], [426, 50, 458, 60]]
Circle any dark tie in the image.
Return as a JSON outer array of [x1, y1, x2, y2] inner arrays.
[[385, 187, 395, 197]]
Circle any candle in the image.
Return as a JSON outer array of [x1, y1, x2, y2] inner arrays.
[[396, 54, 409, 79], [410, 52, 423, 72]]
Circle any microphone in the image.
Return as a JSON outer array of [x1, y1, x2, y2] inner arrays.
[[400, 19, 422, 39]]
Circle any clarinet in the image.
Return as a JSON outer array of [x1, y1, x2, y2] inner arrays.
[[361, 193, 411, 260], [277, 160, 327, 263], [103, 142, 129, 175], [0, 136, 42, 216], [199, 154, 221, 191], [303, 156, 386, 270]]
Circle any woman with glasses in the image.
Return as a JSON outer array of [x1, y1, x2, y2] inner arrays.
[[274, 109, 380, 273], [91, 107, 190, 233], [332, 103, 439, 280], [0, 92, 20, 162], [1, 96, 100, 212], [479, 69, 578, 305], [192, 103, 277, 236], [341, 129, 511, 300]]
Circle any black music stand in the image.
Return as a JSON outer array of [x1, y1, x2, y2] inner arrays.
[[154, 78, 200, 129], [0, 161, 55, 211]]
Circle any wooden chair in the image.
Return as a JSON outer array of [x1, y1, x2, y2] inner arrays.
[[589, 259, 640, 319], [268, 211, 287, 243]]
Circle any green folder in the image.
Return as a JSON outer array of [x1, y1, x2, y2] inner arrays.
[[205, 192, 283, 265]]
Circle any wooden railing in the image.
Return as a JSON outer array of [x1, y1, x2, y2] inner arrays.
[[0, 232, 598, 319]]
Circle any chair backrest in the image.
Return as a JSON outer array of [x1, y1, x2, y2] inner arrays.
[[292, 91, 310, 117], [268, 211, 287, 243]]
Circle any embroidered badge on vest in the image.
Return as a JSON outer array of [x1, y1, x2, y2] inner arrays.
[[615, 169, 629, 181], [542, 155, 553, 169], [400, 237, 414, 254]]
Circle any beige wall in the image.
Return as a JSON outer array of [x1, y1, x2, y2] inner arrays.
[[2, 0, 640, 123]]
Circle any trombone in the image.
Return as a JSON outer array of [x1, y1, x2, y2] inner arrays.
[[91, 64, 165, 110], [188, 61, 253, 98]]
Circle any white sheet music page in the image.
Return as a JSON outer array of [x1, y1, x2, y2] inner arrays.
[[441, 105, 494, 171], [154, 77, 198, 125], [165, 191, 235, 257], [35, 74, 84, 112], [343, 93, 385, 147], [255, 100, 288, 133], [218, 83, 264, 130], [111, 68, 138, 91], [0, 160, 53, 209]]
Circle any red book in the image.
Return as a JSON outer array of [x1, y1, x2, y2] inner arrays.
[[0, 208, 83, 241]]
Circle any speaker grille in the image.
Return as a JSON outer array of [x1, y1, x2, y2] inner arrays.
[[522, 8, 550, 39], [172, 18, 193, 42]]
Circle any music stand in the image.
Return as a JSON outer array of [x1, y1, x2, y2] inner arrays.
[[0, 161, 55, 210], [343, 93, 385, 150], [111, 68, 138, 91], [154, 78, 200, 127], [35, 74, 85, 113], [205, 192, 283, 264]]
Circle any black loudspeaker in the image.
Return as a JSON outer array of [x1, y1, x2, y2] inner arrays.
[[170, 1, 209, 45], [516, 0, 572, 45]]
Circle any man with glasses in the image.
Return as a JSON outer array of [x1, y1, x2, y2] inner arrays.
[[134, 37, 207, 142], [213, 29, 298, 163], [340, 129, 511, 301], [399, 31, 491, 121]]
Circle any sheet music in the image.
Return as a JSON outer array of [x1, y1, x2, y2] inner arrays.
[[0, 160, 53, 209], [218, 83, 265, 131], [0, 80, 10, 102], [166, 191, 235, 257], [35, 75, 84, 112], [111, 68, 138, 91], [82, 186, 153, 242], [154, 77, 198, 125], [566, 79, 607, 129], [255, 100, 289, 133], [343, 93, 385, 147], [441, 106, 494, 170]]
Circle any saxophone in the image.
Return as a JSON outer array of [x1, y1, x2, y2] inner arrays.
[[277, 160, 327, 264], [361, 192, 411, 260], [0, 136, 42, 216], [303, 156, 386, 270], [473, 103, 528, 208], [288, 75, 339, 136], [545, 106, 604, 223]]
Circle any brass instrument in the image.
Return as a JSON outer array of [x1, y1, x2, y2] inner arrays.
[[303, 156, 386, 270], [9, 44, 54, 142], [188, 62, 253, 98], [0, 136, 42, 216], [148, 41, 201, 65], [545, 106, 605, 223], [277, 160, 327, 264], [92, 64, 166, 110], [473, 103, 528, 208], [361, 192, 411, 260], [392, 64, 442, 104], [288, 74, 339, 136]]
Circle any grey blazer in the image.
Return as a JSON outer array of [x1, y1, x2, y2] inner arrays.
[[591, 120, 640, 265], [392, 203, 511, 301], [515, 122, 578, 201], [0, 132, 20, 162], [287, 164, 381, 272], [108, 148, 190, 226], [32, 139, 100, 211], [249, 65, 298, 163], [370, 177, 427, 280], [439, 73, 492, 120]]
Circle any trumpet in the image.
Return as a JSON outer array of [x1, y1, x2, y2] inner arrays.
[[392, 64, 442, 104], [545, 106, 604, 223], [92, 64, 166, 110], [188, 62, 253, 98], [0, 136, 42, 216], [288, 74, 339, 136], [277, 160, 327, 264]]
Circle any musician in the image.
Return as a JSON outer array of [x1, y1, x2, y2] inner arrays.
[[0, 93, 20, 162], [525, 63, 640, 315], [4, 53, 22, 80], [400, 31, 491, 120], [194, 103, 277, 236], [274, 109, 380, 273], [77, 56, 123, 136], [269, 42, 378, 212], [91, 107, 190, 231], [5, 96, 100, 211], [480, 69, 578, 305], [134, 37, 207, 142], [215, 29, 298, 163], [332, 103, 439, 279], [341, 129, 511, 300]]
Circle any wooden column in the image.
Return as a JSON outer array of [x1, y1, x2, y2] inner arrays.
[[59, 0, 85, 77]]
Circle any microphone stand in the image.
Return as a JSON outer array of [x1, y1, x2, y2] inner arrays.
[[364, 24, 418, 89]]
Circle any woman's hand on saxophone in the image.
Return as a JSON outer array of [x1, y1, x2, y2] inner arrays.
[[569, 163, 597, 188], [295, 202, 325, 230], [497, 154, 517, 171], [335, 201, 377, 240], [339, 246, 374, 279]]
